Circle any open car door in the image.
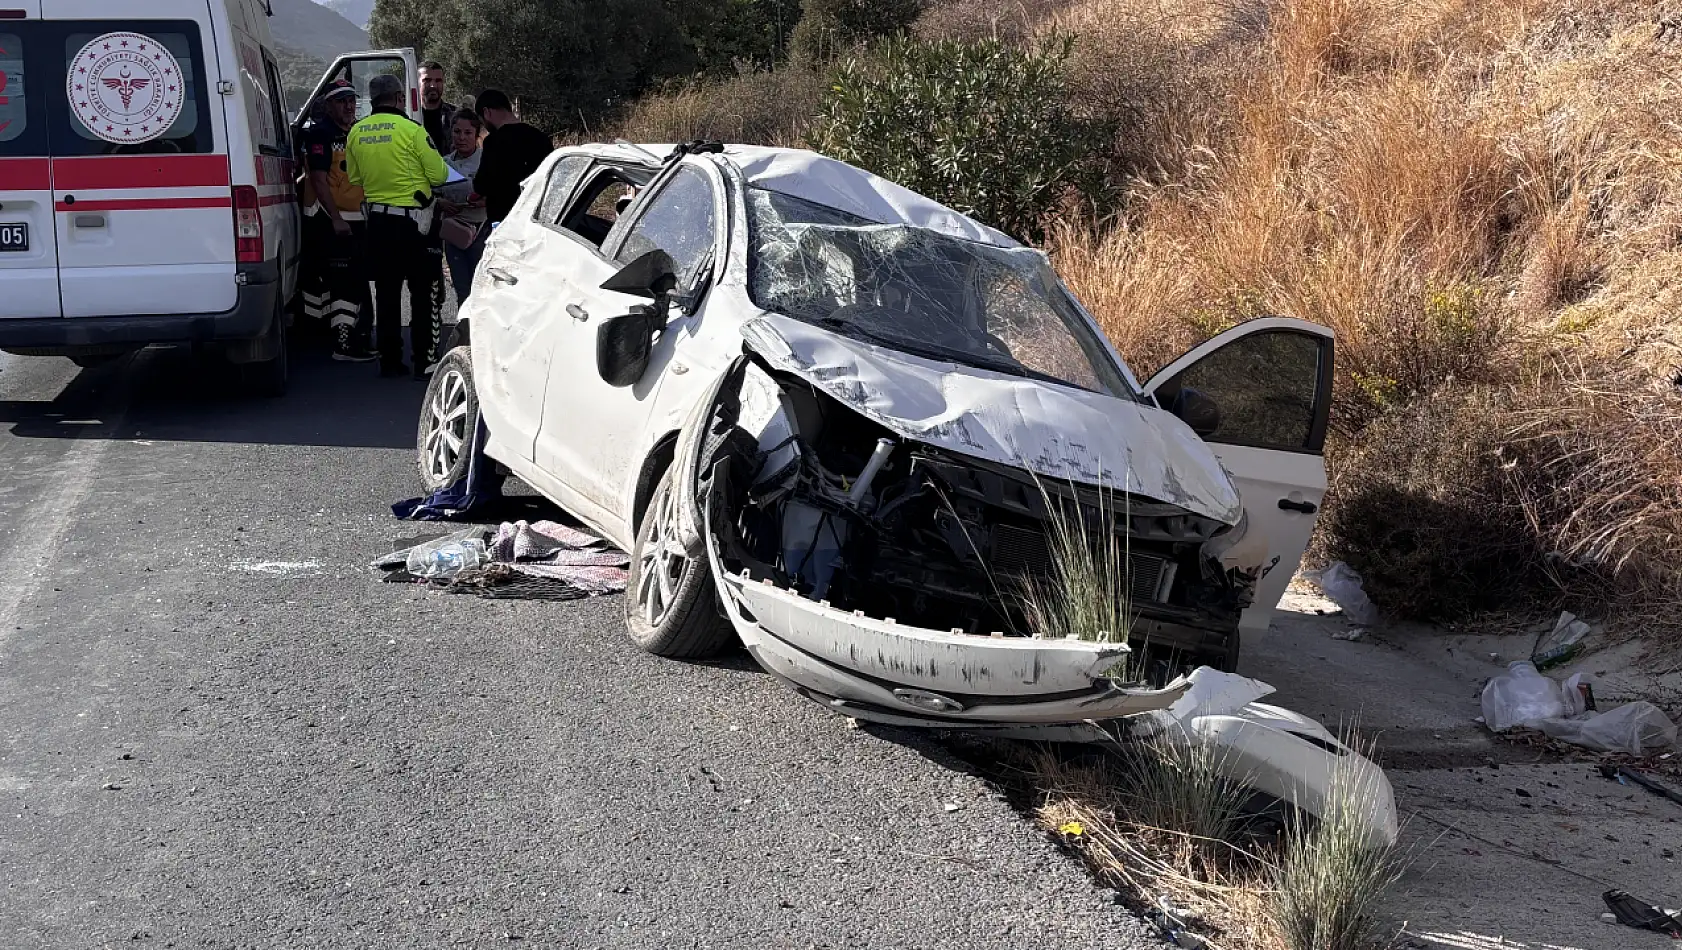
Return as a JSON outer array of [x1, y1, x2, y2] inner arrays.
[[291, 48, 420, 134], [1143, 317, 1335, 646]]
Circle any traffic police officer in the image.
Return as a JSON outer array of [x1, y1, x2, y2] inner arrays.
[[346, 73, 450, 379]]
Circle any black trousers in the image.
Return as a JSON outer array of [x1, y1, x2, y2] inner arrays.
[[365, 210, 442, 369], [304, 212, 372, 346]]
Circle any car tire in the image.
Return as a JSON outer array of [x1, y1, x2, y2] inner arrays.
[[241, 299, 289, 398], [625, 467, 735, 659], [417, 347, 479, 492]]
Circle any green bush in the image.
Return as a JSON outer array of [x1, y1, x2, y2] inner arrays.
[[810, 34, 1108, 241], [790, 0, 923, 64]]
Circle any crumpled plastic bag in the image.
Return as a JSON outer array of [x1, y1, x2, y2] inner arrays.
[[1302, 561, 1380, 626], [1481, 660, 1567, 732], [1534, 703, 1679, 755]]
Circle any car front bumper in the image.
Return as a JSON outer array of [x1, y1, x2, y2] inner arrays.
[[705, 512, 1189, 730]]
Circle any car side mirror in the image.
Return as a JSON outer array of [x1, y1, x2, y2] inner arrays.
[[601, 248, 678, 300], [1167, 386, 1221, 438], [595, 304, 662, 387]]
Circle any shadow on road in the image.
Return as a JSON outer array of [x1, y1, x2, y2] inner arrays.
[[1, 340, 425, 450]]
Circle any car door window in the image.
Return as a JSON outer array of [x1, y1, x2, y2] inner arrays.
[[1153, 328, 1332, 452], [533, 155, 592, 229], [611, 165, 717, 289]]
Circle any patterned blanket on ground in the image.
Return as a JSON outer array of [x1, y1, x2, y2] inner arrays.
[[376, 520, 630, 600]]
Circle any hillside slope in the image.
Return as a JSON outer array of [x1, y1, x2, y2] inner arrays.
[[269, 0, 368, 64], [322, 0, 374, 30]]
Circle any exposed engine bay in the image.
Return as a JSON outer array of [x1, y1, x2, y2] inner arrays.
[[695, 358, 1264, 686]]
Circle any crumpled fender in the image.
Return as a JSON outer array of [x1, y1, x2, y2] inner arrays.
[[668, 355, 752, 556]]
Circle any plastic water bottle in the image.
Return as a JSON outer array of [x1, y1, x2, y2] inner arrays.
[[406, 537, 487, 579]]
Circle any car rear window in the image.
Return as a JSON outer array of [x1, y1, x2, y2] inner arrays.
[[57, 22, 212, 155], [0, 29, 47, 157]]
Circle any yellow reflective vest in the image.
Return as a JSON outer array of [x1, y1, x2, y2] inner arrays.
[[345, 107, 450, 208]]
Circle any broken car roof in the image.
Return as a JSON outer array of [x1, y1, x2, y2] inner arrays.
[[607, 144, 1021, 249]]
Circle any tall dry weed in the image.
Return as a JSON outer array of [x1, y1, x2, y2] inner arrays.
[[1044, 0, 1682, 631]]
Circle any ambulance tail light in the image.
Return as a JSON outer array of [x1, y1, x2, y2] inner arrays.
[[233, 186, 263, 263]]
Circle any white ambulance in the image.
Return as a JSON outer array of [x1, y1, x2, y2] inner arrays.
[[0, 0, 417, 396]]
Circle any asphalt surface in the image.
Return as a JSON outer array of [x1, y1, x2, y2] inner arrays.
[[0, 342, 1161, 949]]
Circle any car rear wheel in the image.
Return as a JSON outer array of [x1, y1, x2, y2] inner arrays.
[[417, 347, 478, 492], [625, 468, 735, 659]]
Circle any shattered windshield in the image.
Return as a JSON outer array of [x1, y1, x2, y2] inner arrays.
[[745, 187, 1134, 396]]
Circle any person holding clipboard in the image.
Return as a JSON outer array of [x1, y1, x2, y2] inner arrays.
[[436, 110, 489, 305]]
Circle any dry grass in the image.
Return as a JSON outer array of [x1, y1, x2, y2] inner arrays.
[[1037, 0, 1682, 637], [602, 0, 1682, 644], [1017, 730, 1402, 950], [1266, 741, 1405, 950], [598, 68, 825, 147], [1021, 485, 1138, 654]]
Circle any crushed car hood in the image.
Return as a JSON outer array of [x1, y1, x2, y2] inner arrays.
[[739, 313, 1244, 525]]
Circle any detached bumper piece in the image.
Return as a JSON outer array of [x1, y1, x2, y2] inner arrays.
[[714, 562, 1188, 728]]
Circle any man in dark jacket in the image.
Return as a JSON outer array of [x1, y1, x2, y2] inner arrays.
[[419, 61, 456, 157], [472, 89, 554, 225]]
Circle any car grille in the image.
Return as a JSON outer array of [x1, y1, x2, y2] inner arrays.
[[991, 523, 1173, 605]]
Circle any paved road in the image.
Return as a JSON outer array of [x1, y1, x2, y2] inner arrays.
[[0, 344, 1158, 949]]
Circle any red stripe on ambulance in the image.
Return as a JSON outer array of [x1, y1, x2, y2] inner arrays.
[[51, 155, 231, 191], [0, 157, 51, 191]]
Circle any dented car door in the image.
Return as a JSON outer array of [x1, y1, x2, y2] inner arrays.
[[469, 154, 591, 462]]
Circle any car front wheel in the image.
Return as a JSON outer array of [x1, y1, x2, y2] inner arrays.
[[417, 347, 478, 492], [625, 468, 735, 659]]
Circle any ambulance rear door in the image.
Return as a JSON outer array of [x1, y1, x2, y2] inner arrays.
[[292, 49, 419, 133], [42, 0, 237, 318]]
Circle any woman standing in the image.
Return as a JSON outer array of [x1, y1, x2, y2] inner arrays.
[[437, 111, 489, 305]]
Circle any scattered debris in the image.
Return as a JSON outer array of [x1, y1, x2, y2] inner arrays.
[[1300, 561, 1379, 626], [101, 782, 121, 791], [1481, 662, 1678, 755], [1533, 611, 1594, 670], [405, 537, 487, 579], [1537, 702, 1678, 755], [1482, 661, 1566, 731], [373, 521, 629, 599], [1331, 626, 1368, 641], [1602, 888, 1682, 937], [1599, 764, 1682, 809]]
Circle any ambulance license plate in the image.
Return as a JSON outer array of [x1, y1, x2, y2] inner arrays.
[[0, 222, 26, 252]]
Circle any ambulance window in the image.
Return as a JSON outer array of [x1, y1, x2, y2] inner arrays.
[[260, 52, 289, 155], [335, 58, 407, 121], [0, 29, 44, 155], [57, 23, 214, 156]]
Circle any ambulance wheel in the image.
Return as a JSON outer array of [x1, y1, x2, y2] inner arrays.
[[417, 347, 479, 493], [241, 300, 290, 398]]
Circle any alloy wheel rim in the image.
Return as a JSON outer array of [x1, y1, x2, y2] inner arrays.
[[422, 369, 470, 482], [635, 484, 688, 628]]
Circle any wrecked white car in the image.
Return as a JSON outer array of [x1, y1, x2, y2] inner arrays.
[[422, 142, 1336, 734]]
